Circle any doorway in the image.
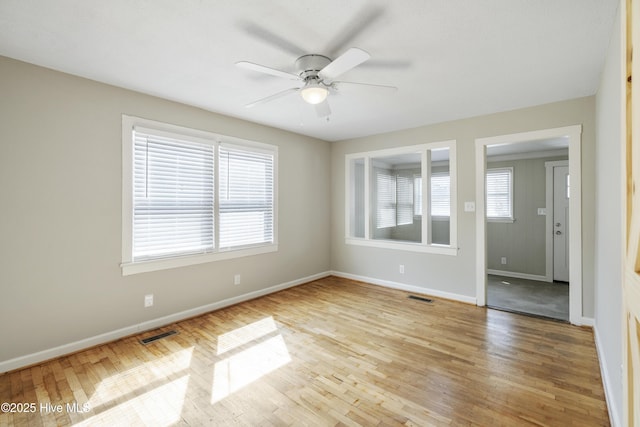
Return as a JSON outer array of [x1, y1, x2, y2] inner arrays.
[[475, 125, 584, 325]]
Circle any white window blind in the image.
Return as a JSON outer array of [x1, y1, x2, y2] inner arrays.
[[396, 174, 414, 225], [376, 169, 396, 228], [431, 173, 450, 217], [219, 144, 274, 249], [486, 168, 513, 219], [133, 129, 214, 261]]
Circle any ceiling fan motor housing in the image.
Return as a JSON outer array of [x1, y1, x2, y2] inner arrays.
[[296, 54, 331, 83]]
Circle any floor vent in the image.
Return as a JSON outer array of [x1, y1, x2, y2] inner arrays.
[[140, 330, 178, 345], [408, 295, 433, 303]]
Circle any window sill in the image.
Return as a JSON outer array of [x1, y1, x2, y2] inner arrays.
[[345, 238, 458, 256], [487, 218, 515, 223], [121, 244, 278, 276]]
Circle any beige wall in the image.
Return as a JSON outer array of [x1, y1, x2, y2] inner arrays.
[[0, 56, 332, 364], [331, 96, 596, 315]]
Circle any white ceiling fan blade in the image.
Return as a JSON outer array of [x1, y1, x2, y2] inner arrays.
[[318, 48, 370, 82], [245, 87, 300, 108], [236, 61, 300, 81], [240, 21, 306, 56], [333, 81, 398, 92], [324, 6, 385, 56], [315, 100, 331, 118]]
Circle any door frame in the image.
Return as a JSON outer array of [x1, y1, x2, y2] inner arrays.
[[545, 160, 569, 282], [475, 125, 584, 325]]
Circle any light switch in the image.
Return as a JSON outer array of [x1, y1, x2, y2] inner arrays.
[[464, 202, 475, 212]]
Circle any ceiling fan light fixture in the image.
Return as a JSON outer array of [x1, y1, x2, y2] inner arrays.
[[300, 84, 328, 105]]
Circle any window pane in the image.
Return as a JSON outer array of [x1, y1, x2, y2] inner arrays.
[[133, 131, 214, 261], [430, 147, 450, 245], [349, 158, 366, 238], [219, 145, 274, 249], [430, 174, 450, 217], [371, 153, 421, 242]]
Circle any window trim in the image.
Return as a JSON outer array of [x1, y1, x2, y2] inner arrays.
[[121, 115, 278, 276], [486, 167, 514, 223], [344, 140, 457, 256]]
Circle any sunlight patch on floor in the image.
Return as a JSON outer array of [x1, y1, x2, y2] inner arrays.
[[74, 375, 190, 426], [69, 347, 194, 425], [217, 316, 278, 355], [212, 317, 290, 403], [88, 347, 194, 406]]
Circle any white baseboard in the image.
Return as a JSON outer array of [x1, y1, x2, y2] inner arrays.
[[0, 271, 332, 374], [594, 323, 621, 427], [580, 317, 595, 327], [487, 269, 550, 282], [331, 270, 477, 305]]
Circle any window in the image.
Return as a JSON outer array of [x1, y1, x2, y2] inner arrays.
[[219, 145, 274, 249], [122, 116, 278, 275], [486, 167, 513, 221], [345, 141, 457, 255]]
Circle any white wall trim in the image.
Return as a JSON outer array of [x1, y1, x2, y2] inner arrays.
[[594, 323, 622, 427], [487, 269, 549, 283], [475, 125, 583, 325], [580, 317, 595, 327], [0, 271, 332, 374], [331, 270, 477, 305], [487, 148, 568, 162]]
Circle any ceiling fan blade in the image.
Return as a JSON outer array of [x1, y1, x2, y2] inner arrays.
[[240, 22, 306, 56], [315, 100, 331, 118], [324, 5, 385, 56], [245, 87, 300, 108], [333, 81, 398, 92], [236, 61, 300, 81], [359, 59, 412, 70], [318, 48, 370, 82]]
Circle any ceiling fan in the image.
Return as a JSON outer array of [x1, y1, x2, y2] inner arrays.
[[236, 47, 397, 117]]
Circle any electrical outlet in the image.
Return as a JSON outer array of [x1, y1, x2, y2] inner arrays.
[[234, 274, 241, 285], [399, 264, 405, 274], [501, 257, 507, 265], [144, 294, 154, 308]]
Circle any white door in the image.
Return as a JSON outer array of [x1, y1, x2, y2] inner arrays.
[[553, 166, 570, 282]]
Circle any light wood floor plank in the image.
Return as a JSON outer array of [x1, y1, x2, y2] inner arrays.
[[0, 276, 609, 426]]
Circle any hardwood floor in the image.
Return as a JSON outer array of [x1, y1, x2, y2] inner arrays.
[[0, 276, 609, 426]]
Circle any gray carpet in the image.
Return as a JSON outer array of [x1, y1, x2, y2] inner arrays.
[[487, 275, 569, 321]]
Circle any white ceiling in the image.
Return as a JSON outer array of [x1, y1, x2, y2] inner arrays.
[[0, 0, 618, 142]]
